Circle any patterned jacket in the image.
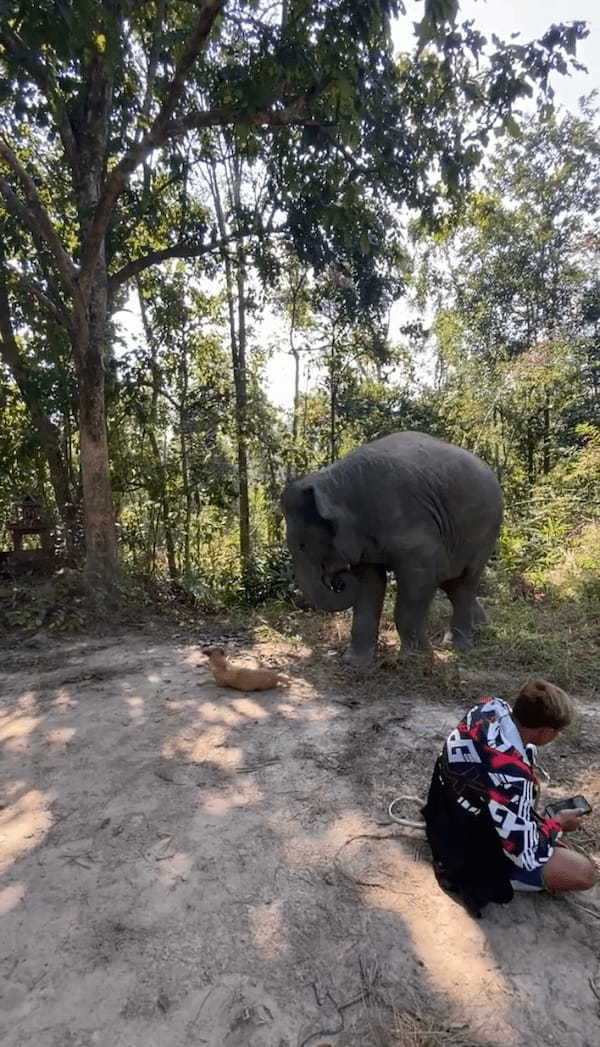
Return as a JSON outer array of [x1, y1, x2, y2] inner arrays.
[[440, 697, 562, 872]]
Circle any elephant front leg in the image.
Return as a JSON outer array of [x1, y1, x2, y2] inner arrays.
[[393, 569, 437, 652], [343, 564, 387, 667]]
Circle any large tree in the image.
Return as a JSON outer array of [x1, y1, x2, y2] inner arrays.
[[417, 103, 600, 487], [0, 0, 587, 581]]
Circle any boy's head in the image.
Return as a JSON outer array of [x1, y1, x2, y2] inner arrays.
[[512, 678, 573, 746]]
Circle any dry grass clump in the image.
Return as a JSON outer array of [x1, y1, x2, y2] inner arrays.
[[349, 998, 478, 1047]]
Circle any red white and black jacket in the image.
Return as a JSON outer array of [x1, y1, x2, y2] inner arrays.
[[440, 697, 562, 872], [423, 697, 566, 914]]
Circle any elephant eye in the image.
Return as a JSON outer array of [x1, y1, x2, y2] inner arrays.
[[298, 543, 306, 551]]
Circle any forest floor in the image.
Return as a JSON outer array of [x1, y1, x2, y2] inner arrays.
[[1, 602, 600, 1047]]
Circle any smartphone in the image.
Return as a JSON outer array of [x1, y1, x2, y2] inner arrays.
[[545, 795, 592, 819]]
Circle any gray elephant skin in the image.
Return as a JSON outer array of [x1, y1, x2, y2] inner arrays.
[[281, 431, 503, 665]]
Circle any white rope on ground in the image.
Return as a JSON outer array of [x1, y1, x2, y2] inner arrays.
[[388, 794, 427, 831]]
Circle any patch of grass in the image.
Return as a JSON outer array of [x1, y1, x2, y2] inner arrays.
[[358, 1005, 478, 1047], [457, 593, 598, 697], [542, 521, 600, 603], [0, 568, 243, 638], [253, 572, 598, 701]]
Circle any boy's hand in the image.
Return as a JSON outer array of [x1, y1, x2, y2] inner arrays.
[[555, 809, 583, 832]]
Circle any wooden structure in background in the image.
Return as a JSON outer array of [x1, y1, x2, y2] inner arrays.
[[1, 495, 55, 573]]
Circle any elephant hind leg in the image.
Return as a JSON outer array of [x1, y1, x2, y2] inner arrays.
[[440, 571, 485, 649]]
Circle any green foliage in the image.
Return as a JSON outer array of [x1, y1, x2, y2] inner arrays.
[[0, 3, 597, 641], [499, 430, 600, 596], [0, 569, 87, 633]]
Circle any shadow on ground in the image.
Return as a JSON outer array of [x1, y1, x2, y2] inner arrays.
[[1, 626, 599, 1047]]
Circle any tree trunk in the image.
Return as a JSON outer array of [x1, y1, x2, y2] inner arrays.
[[292, 348, 301, 447], [526, 430, 535, 485], [208, 156, 252, 582], [329, 336, 337, 463], [147, 429, 178, 580], [542, 392, 551, 475], [73, 225, 118, 584], [74, 313, 118, 584], [179, 351, 193, 579], [288, 269, 306, 465], [137, 282, 179, 580], [71, 49, 119, 585], [234, 246, 252, 581]]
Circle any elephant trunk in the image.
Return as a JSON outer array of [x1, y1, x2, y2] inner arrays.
[[293, 559, 357, 611]]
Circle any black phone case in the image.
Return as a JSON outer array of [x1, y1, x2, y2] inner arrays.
[[545, 795, 592, 818]]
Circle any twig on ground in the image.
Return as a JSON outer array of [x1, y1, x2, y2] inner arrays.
[[334, 832, 398, 862], [337, 870, 411, 896], [298, 990, 364, 1047], [61, 852, 95, 869], [189, 985, 216, 1026], [235, 757, 281, 773], [589, 976, 600, 1004]]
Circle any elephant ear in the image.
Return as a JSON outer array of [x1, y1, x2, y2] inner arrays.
[[312, 482, 364, 564]]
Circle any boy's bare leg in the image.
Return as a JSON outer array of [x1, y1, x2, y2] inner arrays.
[[543, 845, 598, 893]]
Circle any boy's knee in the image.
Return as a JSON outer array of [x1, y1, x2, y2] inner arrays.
[[576, 859, 598, 892]]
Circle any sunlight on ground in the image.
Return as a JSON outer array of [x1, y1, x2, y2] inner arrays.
[[0, 788, 54, 873], [124, 695, 145, 722], [16, 690, 38, 711], [201, 779, 263, 815], [279, 809, 373, 863], [248, 901, 288, 959], [396, 895, 517, 1043], [157, 850, 193, 888], [45, 727, 76, 751], [53, 688, 77, 708], [197, 700, 252, 726], [0, 712, 41, 753], [163, 724, 243, 769], [277, 802, 519, 1043], [0, 882, 24, 914], [181, 648, 205, 667], [275, 699, 333, 722], [229, 696, 270, 720]]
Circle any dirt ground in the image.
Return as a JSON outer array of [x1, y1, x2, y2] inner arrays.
[[1, 622, 600, 1047]]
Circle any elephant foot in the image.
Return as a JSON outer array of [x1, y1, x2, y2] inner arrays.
[[399, 633, 431, 654], [442, 628, 474, 651], [342, 646, 375, 668]]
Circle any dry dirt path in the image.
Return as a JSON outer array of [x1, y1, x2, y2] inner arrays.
[[1, 628, 599, 1047]]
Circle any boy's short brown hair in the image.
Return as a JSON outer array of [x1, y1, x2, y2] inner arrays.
[[512, 678, 573, 730]]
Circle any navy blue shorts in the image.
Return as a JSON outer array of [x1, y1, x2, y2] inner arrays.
[[509, 863, 545, 891]]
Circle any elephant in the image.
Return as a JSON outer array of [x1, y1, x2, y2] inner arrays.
[[281, 431, 503, 665]]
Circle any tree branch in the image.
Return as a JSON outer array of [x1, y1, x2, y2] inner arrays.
[[0, 140, 80, 299], [11, 272, 70, 327], [82, 96, 328, 287], [154, 0, 225, 130], [79, 0, 225, 292], [168, 96, 330, 137], [0, 174, 76, 315], [80, 0, 330, 296], [136, 0, 167, 142], [0, 28, 77, 169], [108, 228, 264, 295]]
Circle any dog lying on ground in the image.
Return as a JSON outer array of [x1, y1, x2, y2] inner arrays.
[[202, 647, 288, 692]]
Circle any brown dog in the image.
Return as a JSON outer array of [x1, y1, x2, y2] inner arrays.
[[202, 647, 288, 692]]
